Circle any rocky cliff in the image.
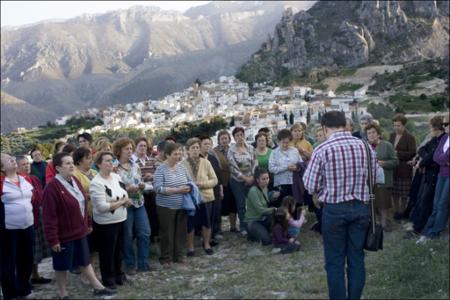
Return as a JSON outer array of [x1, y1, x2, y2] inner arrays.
[[237, 0, 449, 83]]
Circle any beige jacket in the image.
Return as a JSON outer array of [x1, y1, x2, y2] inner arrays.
[[182, 158, 218, 202]]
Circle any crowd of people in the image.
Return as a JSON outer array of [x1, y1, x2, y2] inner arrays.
[[0, 111, 448, 299]]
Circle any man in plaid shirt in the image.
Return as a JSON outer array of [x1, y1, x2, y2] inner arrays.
[[303, 111, 377, 300]]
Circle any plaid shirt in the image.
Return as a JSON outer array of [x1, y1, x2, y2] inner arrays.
[[303, 131, 377, 204]]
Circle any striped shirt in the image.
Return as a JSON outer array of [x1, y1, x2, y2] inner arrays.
[[154, 163, 191, 209], [303, 131, 377, 204]]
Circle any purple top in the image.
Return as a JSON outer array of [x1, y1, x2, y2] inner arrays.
[[272, 224, 289, 246], [433, 134, 449, 177]]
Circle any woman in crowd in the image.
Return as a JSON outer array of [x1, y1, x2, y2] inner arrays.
[[313, 127, 326, 149], [245, 167, 277, 245], [45, 140, 66, 183], [407, 116, 446, 237], [365, 124, 399, 230], [30, 147, 48, 187], [291, 123, 313, 161], [182, 138, 218, 256], [90, 151, 131, 289], [72, 147, 98, 264], [389, 114, 417, 215], [0, 153, 35, 299], [42, 152, 115, 298], [228, 127, 258, 235], [132, 137, 159, 242], [153, 143, 191, 266], [269, 129, 303, 207], [113, 138, 151, 274], [254, 132, 272, 171], [213, 130, 238, 233], [417, 116, 449, 243], [199, 135, 223, 242], [16, 156, 51, 285]]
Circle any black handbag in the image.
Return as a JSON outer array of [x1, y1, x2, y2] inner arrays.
[[363, 142, 384, 252]]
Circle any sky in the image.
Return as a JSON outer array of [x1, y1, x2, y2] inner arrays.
[[1, 1, 211, 27]]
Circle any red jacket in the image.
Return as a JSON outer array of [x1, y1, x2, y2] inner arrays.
[[18, 173, 43, 228], [42, 176, 90, 247], [45, 161, 56, 186]]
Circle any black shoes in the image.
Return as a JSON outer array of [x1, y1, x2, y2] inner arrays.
[[31, 277, 52, 284], [93, 288, 117, 296]]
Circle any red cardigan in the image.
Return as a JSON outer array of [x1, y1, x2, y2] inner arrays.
[[42, 176, 90, 247], [45, 161, 56, 185]]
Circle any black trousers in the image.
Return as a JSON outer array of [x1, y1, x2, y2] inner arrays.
[[144, 190, 159, 242], [0, 226, 34, 299], [212, 198, 222, 237], [93, 221, 125, 286], [411, 177, 437, 233]]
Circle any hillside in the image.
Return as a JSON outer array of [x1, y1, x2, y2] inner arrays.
[[0, 91, 56, 133], [237, 1, 449, 84], [0, 1, 315, 132]]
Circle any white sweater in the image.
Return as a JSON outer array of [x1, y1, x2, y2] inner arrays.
[[90, 173, 128, 225], [1, 176, 34, 229]]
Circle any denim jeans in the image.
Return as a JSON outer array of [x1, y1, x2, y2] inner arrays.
[[423, 175, 449, 238], [123, 205, 151, 269], [322, 200, 369, 300], [230, 178, 250, 231], [247, 216, 272, 245]]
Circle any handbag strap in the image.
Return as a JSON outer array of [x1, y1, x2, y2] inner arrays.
[[363, 141, 376, 234]]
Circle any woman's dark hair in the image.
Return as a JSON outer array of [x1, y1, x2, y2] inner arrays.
[[232, 127, 245, 137], [364, 124, 382, 135], [258, 127, 271, 134], [94, 151, 114, 169], [254, 132, 268, 146], [430, 115, 444, 131], [217, 130, 231, 142], [72, 147, 92, 166], [77, 132, 93, 144], [392, 113, 408, 125], [53, 152, 72, 172], [321, 111, 346, 128], [61, 144, 77, 154], [135, 137, 152, 155], [254, 167, 269, 180], [277, 129, 293, 141], [281, 196, 296, 215], [272, 206, 289, 231], [164, 143, 182, 158], [53, 141, 66, 156]]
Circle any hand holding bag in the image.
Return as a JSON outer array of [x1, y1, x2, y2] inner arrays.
[[364, 142, 384, 251]]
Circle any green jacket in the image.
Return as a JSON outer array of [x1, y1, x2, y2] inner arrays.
[[245, 186, 275, 222], [375, 140, 399, 188]]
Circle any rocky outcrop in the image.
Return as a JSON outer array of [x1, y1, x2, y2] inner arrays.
[[237, 0, 449, 82]]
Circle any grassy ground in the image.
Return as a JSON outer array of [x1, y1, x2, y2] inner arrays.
[[32, 215, 449, 299]]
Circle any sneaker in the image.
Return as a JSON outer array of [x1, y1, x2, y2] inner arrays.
[[102, 282, 117, 290], [271, 248, 281, 254], [416, 235, 429, 245], [240, 230, 248, 237], [30, 277, 52, 284], [93, 288, 117, 296], [125, 266, 137, 276]]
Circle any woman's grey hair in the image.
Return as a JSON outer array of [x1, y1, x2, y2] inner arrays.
[[359, 113, 373, 123]]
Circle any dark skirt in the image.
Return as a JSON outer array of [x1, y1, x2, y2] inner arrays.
[[374, 186, 392, 210], [221, 184, 237, 215], [392, 177, 412, 198]]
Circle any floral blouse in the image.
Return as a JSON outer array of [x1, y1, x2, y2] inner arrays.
[[116, 160, 144, 208]]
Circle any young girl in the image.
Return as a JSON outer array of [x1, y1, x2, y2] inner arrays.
[[271, 207, 300, 254], [281, 196, 307, 240]]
